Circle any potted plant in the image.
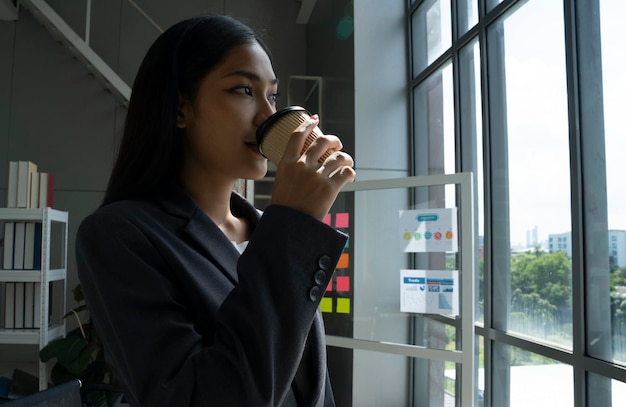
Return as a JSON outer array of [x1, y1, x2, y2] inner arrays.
[[39, 284, 124, 407]]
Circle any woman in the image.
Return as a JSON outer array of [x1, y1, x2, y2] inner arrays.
[[76, 15, 355, 407]]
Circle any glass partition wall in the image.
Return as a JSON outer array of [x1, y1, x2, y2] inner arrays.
[[407, 0, 626, 405]]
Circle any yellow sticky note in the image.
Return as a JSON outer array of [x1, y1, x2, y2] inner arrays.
[[320, 297, 333, 313], [336, 298, 351, 314]]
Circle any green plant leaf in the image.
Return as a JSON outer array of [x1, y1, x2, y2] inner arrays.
[[73, 284, 85, 303], [65, 341, 98, 375], [49, 363, 75, 385], [40, 336, 83, 362], [63, 304, 88, 319], [40, 335, 96, 375]]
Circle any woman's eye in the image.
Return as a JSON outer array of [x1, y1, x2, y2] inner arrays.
[[232, 86, 253, 96], [268, 92, 280, 103]]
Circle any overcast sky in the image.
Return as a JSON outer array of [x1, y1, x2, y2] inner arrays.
[[488, 0, 623, 246]]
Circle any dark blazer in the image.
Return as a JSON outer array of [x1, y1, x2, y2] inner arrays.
[[75, 184, 347, 407]]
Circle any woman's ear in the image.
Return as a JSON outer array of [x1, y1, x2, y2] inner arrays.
[[176, 97, 191, 129]]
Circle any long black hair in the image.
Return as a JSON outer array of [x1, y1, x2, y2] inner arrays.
[[101, 15, 272, 206]]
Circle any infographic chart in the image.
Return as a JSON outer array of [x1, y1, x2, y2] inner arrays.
[[399, 208, 458, 253], [400, 269, 459, 315]]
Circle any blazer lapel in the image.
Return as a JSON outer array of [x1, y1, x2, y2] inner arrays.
[[156, 184, 260, 286], [185, 209, 240, 285]]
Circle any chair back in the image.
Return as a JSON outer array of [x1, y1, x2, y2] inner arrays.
[[4, 379, 82, 407]]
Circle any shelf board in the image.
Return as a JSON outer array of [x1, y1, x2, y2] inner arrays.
[[0, 207, 68, 222], [0, 268, 67, 282], [0, 323, 65, 345]]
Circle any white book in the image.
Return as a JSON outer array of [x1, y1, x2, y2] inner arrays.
[[4, 282, 15, 329], [7, 161, 18, 208], [38, 172, 54, 208], [29, 171, 40, 209], [2, 222, 15, 270], [24, 222, 42, 270], [16, 161, 37, 208], [33, 282, 41, 328], [13, 222, 26, 270], [14, 282, 24, 329], [0, 283, 3, 326], [24, 282, 35, 329]]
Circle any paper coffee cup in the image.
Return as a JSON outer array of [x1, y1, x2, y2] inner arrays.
[[256, 106, 333, 165]]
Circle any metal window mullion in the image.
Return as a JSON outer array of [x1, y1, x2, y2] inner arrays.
[[483, 14, 511, 407], [476, 1, 493, 405], [457, 38, 483, 407], [564, 1, 612, 406], [562, 1, 586, 405]]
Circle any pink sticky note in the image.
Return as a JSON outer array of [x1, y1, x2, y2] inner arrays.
[[322, 214, 331, 225], [326, 280, 333, 292], [335, 213, 349, 228], [336, 276, 350, 292]]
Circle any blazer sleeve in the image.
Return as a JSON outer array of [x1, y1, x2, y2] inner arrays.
[[76, 204, 346, 407]]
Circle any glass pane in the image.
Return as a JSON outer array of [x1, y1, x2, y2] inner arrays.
[[501, 0, 572, 347], [413, 62, 456, 239], [587, 372, 626, 406], [495, 344, 573, 407], [487, 0, 503, 13], [324, 184, 467, 350], [613, 379, 626, 406], [413, 63, 454, 177], [334, 349, 476, 407], [411, 0, 452, 77], [458, 0, 479, 35], [600, 0, 626, 365]]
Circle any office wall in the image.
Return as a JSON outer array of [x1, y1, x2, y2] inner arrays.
[[303, 2, 355, 406], [352, 1, 410, 406]]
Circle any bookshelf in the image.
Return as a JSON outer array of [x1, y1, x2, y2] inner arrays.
[[0, 207, 68, 390]]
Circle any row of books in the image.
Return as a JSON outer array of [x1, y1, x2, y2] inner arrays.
[[2, 160, 54, 270], [2, 160, 54, 330], [6, 160, 54, 209], [3, 282, 42, 329]]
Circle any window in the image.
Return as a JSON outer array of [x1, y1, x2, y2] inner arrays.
[[409, 0, 626, 405], [501, 0, 573, 347], [601, 0, 626, 366]]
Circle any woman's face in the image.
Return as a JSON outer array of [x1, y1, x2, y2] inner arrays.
[[177, 41, 278, 185]]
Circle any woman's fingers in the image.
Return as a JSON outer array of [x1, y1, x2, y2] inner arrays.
[[318, 151, 355, 178], [270, 114, 356, 220], [280, 116, 320, 163]]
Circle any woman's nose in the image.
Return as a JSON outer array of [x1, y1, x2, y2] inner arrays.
[[254, 99, 276, 127]]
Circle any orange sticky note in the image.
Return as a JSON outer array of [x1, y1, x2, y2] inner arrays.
[[336, 253, 349, 269]]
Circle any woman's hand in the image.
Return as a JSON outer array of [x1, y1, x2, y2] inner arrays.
[[270, 115, 356, 221]]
